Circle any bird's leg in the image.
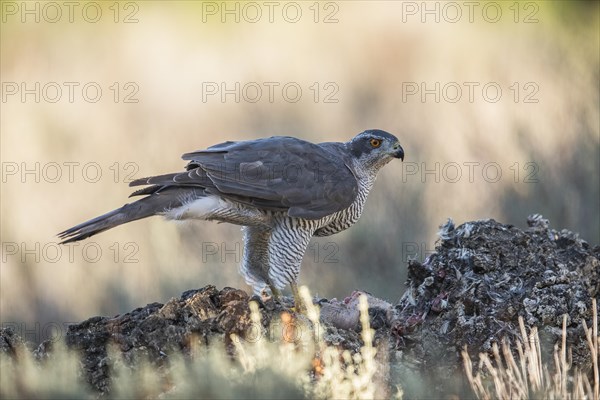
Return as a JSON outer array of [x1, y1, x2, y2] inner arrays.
[[268, 283, 282, 302], [290, 283, 306, 314]]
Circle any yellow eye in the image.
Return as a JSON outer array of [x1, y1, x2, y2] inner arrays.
[[370, 138, 381, 148]]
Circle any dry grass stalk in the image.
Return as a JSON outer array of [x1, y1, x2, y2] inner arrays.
[[463, 299, 599, 400], [1, 286, 396, 399]]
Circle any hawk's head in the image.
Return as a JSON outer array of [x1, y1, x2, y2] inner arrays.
[[349, 129, 404, 171]]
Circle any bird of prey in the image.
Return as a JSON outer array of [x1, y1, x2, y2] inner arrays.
[[58, 129, 404, 304]]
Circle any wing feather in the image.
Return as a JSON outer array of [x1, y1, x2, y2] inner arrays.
[[130, 136, 358, 219]]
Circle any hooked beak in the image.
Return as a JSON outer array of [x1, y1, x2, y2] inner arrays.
[[392, 143, 404, 161]]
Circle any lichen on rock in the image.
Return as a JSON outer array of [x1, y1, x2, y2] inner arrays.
[[390, 215, 599, 394]]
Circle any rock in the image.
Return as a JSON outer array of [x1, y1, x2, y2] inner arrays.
[[0, 327, 28, 359], [390, 215, 599, 395], [58, 286, 258, 393], [3, 215, 597, 397]]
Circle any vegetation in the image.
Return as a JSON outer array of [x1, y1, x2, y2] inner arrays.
[[2, 292, 598, 399], [463, 299, 598, 400]]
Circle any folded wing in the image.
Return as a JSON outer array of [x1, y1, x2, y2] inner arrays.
[[130, 136, 358, 219]]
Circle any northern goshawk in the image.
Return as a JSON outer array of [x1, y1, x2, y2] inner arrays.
[[58, 130, 404, 302]]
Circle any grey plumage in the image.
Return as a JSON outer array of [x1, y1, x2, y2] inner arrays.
[[58, 129, 404, 296]]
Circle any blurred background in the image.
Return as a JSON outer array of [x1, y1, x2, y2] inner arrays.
[[1, 1, 598, 344]]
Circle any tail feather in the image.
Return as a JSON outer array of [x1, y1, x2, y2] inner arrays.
[[58, 188, 203, 244], [58, 202, 154, 244]]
